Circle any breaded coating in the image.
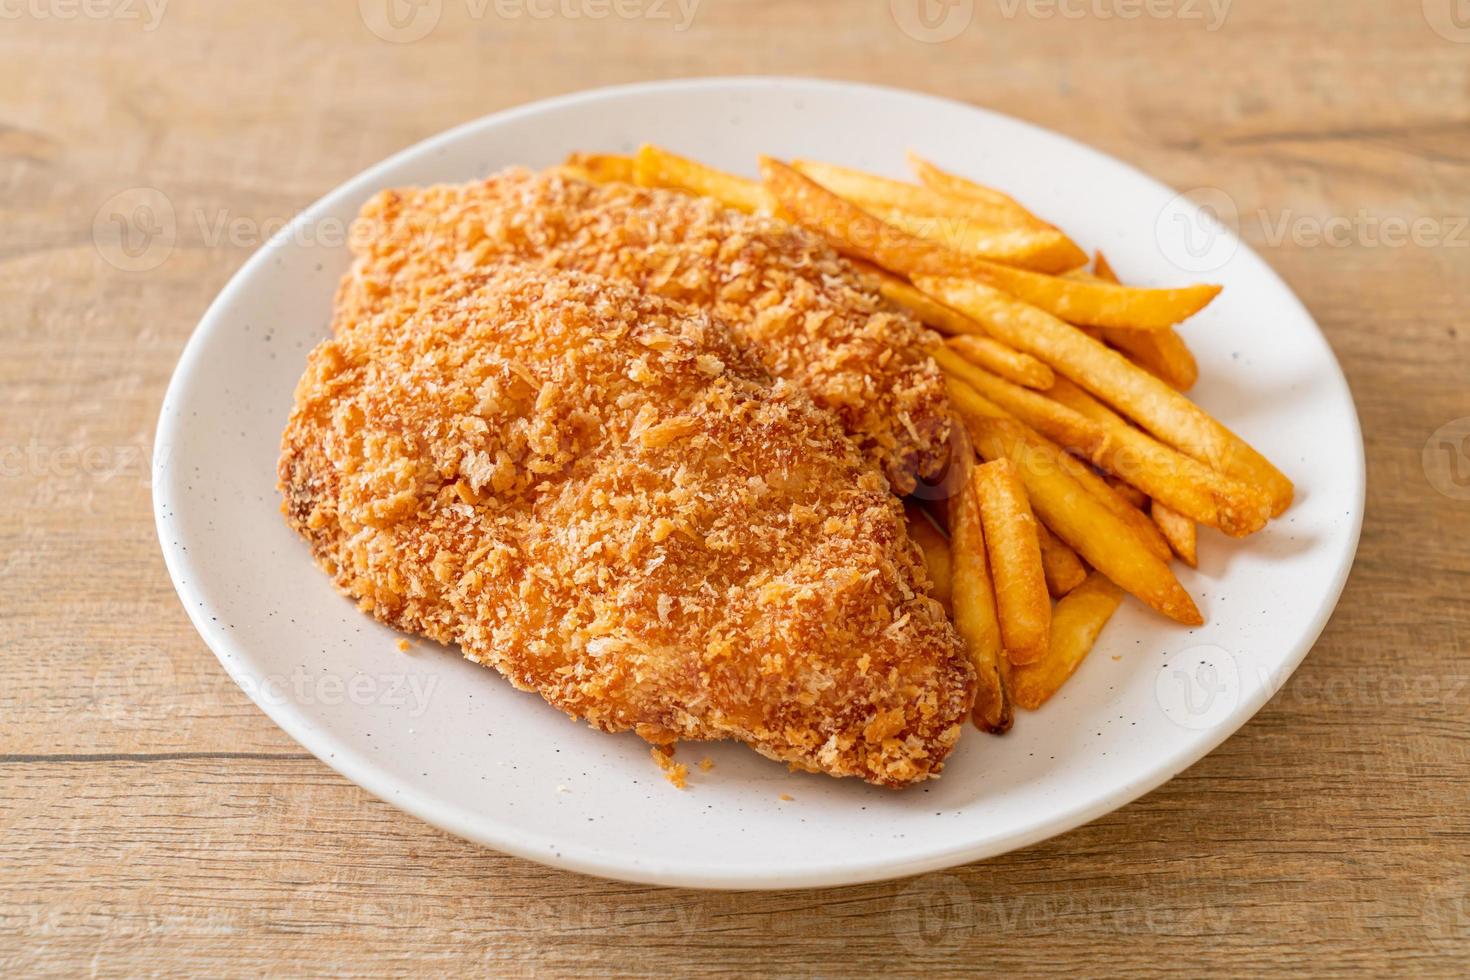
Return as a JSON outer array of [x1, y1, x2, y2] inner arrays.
[[280, 267, 974, 787], [333, 168, 951, 492]]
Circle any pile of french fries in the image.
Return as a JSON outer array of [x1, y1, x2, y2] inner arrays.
[[559, 145, 1292, 732]]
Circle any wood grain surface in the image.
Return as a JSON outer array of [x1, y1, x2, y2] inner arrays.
[[3, 1, 1468, 975]]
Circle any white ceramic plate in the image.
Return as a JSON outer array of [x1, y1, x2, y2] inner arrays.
[[154, 77, 1363, 889]]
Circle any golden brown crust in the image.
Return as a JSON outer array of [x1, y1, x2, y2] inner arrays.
[[281, 267, 974, 787], [333, 168, 951, 492]]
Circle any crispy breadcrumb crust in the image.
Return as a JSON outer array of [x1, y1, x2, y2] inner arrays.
[[280, 267, 974, 787], [333, 168, 951, 492]]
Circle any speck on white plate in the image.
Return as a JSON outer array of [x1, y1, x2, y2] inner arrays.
[[154, 77, 1363, 890]]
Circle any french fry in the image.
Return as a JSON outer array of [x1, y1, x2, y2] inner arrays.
[[972, 459, 1051, 665], [561, 152, 636, 184], [1093, 252, 1199, 390], [1105, 329, 1198, 391], [935, 346, 1105, 456], [761, 157, 991, 279], [793, 158, 1041, 229], [942, 335, 1055, 392], [956, 259, 1221, 331], [950, 453, 1012, 733], [1037, 523, 1087, 597], [1010, 573, 1125, 710], [917, 276, 1294, 514], [634, 144, 773, 214], [858, 267, 1054, 389], [1151, 501, 1198, 568], [1046, 376, 1273, 536], [904, 502, 953, 607], [905, 151, 1051, 227], [948, 379, 1202, 625], [868, 208, 1086, 274]]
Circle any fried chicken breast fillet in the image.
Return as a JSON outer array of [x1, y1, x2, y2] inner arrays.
[[333, 168, 951, 492], [279, 267, 974, 787]]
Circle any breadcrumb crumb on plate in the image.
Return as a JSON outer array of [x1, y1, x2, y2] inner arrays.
[[651, 747, 689, 790]]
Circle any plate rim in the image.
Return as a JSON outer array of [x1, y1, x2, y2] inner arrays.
[[153, 75, 1366, 890]]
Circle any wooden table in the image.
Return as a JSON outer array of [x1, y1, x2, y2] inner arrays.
[[3, 2, 1467, 974]]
